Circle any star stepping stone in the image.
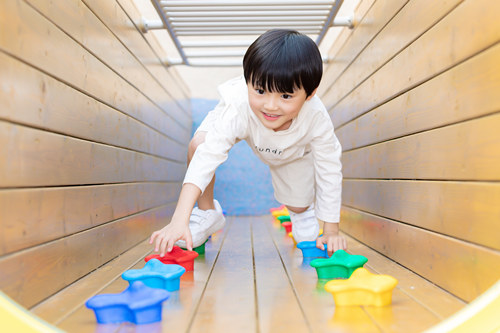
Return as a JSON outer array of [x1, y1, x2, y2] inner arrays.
[[277, 215, 291, 223], [297, 240, 329, 258], [122, 259, 185, 292], [282, 221, 292, 233], [324, 267, 398, 307], [145, 246, 198, 271], [85, 281, 169, 324], [310, 249, 367, 280]]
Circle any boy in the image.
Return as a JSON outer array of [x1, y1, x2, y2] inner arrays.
[[150, 29, 346, 256]]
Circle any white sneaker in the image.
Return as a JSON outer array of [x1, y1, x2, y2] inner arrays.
[[289, 205, 320, 243], [176, 200, 226, 248]]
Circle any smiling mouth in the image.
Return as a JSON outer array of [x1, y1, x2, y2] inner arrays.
[[262, 112, 280, 120]]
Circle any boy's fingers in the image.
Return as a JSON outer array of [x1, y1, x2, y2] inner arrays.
[[160, 238, 168, 257], [337, 238, 344, 252], [149, 231, 157, 245], [167, 239, 175, 254], [316, 238, 324, 250], [327, 240, 333, 253], [154, 237, 161, 252], [186, 234, 193, 252]]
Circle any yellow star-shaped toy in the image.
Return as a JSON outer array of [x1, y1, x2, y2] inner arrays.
[[324, 268, 398, 307], [271, 207, 289, 218]]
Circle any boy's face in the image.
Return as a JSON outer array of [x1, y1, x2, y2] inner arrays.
[[247, 83, 316, 132]]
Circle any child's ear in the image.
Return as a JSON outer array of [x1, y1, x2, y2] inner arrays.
[[306, 88, 318, 101]]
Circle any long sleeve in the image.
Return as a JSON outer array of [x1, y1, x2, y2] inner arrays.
[[310, 112, 343, 223], [183, 102, 247, 193]]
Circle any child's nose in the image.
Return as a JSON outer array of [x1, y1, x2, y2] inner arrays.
[[264, 96, 279, 110]]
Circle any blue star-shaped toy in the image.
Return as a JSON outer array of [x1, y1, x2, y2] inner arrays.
[[297, 240, 329, 258], [122, 259, 186, 291], [85, 281, 169, 324], [310, 249, 368, 279]]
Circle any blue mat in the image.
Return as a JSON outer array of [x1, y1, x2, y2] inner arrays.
[[190, 98, 280, 215]]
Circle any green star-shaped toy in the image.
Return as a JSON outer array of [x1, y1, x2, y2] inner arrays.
[[310, 249, 368, 280]]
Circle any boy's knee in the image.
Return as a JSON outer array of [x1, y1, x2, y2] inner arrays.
[[188, 132, 207, 158], [286, 205, 308, 214]]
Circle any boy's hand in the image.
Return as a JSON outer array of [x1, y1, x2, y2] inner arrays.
[[150, 183, 201, 256], [149, 221, 193, 256], [316, 221, 347, 257]]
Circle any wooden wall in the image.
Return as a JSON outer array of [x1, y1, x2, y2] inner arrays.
[[319, 0, 500, 302], [0, 0, 191, 308]]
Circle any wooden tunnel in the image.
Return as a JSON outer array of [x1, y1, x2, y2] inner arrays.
[[1, 0, 499, 332]]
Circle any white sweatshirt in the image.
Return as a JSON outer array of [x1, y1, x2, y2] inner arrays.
[[184, 76, 343, 222]]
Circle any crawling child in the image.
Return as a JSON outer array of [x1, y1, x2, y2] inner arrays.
[[150, 29, 346, 256]]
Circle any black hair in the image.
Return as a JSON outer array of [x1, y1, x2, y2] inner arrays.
[[243, 29, 323, 97]]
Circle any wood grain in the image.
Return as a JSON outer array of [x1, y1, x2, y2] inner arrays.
[[0, 182, 181, 255], [25, 0, 191, 125], [189, 216, 257, 332], [343, 179, 500, 251], [268, 215, 448, 332], [340, 206, 500, 302], [0, 0, 190, 143], [319, 0, 408, 99], [342, 112, 500, 181], [111, 0, 191, 109], [0, 203, 176, 308], [252, 216, 309, 332], [31, 240, 154, 323], [329, 0, 500, 128], [345, 233, 465, 319], [0, 121, 186, 187], [336, 42, 500, 151], [266, 217, 380, 333], [322, 0, 463, 112], [0, 52, 187, 161], [31, 216, 467, 332]]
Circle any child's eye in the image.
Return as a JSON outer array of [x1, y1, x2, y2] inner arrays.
[[256, 89, 265, 95], [281, 94, 292, 100]]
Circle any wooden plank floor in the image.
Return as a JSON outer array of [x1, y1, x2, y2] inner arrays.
[[33, 216, 466, 333]]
